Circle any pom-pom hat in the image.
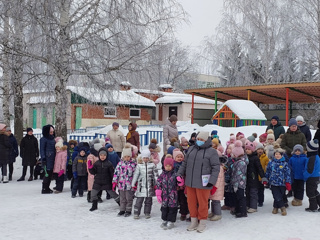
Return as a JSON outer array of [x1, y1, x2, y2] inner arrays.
[[232, 140, 244, 157]]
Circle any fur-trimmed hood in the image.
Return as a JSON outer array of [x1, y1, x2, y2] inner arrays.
[[42, 124, 55, 139], [137, 156, 154, 164]]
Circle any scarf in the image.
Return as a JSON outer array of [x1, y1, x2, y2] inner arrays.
[[126, 130, 135, 141]]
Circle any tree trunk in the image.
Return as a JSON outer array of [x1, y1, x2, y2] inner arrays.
[[2, 10, 10, 126]]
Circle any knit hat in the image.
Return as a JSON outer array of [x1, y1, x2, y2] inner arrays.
[[55, 141, 63, 148], [307, 139, 319, 152], [122, 143, 133, 157], [164, 157, 174, 167], [212, 138, 219, 146], [173, 148, 184, 161], [167, 146, 176, 155], [265, 145, 274, 159], [169, 115, 178, 122], [6, 127, 11, 131], [105, 143, 114, 149], [190, 132, 197, 138], [230, 134, 236, 142], [131, 145, 138, 157], [292, 144, 304, 154], [271, 116, 279, 122], [247, 133, 257, 142], [0, 123, 6, 131], [255, 142, 264, 150], [232, 140, 244, 157], [213, 135, 219, 139], [245, 140, 256, 152], [68, 140, 77, 146], [236, 132, 245, 139], [211, 130, 218, 136], [148, 142, 157, 149], [140, 149, 151, 159], [99, 150, 107, 156], [94, 143, 103, 151], [289, 118, 297, 127], [112, 122, 119, 127], [296, 115, 304, 123], [197, 131, 209, 140], [79, 147, 86, 153], [259, 133, 268, 142], [26, 127, 33, 133], [267, 134, 275, 141], [180, 137, 189, 145], [217, 145, 224, 156], [273, 144, 285, 155]]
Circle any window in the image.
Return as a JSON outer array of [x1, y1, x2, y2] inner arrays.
[[129, 108, 141, 118], [104, 107, 116, 117], [151, 107, 156, 120]]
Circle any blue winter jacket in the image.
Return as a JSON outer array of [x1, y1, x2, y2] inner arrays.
[[289, 154, 308, 180], [265, 156, 291, 186], [107, 151, 120, 169], [40, 137, 56, 170], [303, 153, 320, 180]]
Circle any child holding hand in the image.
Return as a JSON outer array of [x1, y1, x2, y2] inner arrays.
[[156, 157, 178, 230], [53, 139, 67, 193]]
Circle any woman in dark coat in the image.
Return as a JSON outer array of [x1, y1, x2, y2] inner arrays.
[[40, 124, 56, 194], [7, 127, 19, 181], [126, 123, 140, 152], [313, 120, 320, 156], [0, 123, 11, 183], [18, 128, 39, 181]]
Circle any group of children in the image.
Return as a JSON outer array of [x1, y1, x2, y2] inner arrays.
[[43, 127, 320, 230]]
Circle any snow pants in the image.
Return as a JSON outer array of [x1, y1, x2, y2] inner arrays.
[[271, 185, 286, 208], [246, 187, 258, 209], [210, 200, 221, 216], [72, 176, 87, 196], [161, 207, 178, 222], [177, 189, 188, 216], [234, 188, 246, 216], [306, 177, 320, 210], [119, 190, 135, 213], [134, 197, 153, 216], [292, 179, 304, 200]]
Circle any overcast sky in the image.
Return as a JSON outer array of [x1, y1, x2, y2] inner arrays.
[[176, 0, 224, 47]]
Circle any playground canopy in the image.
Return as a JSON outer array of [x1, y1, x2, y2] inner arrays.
[[184, 82, 320, 126]]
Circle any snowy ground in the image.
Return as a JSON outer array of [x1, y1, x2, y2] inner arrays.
[[1, 124, 318, 240]]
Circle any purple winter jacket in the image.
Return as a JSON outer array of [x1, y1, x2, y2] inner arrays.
[[156, 170, 178, 208]]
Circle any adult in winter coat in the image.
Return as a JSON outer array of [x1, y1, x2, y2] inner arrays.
[[313, 120, 320, 156], [0, 123, 11, 183], [106, 122, 126, 158], [281, 118, 307, 158], [296, 115, 312, 142], [163, 115, 179, 153], [126, 122, 140, 152], [131, 150, 158, 218], [7, 127, 18, 181], [40, 124, 56, 193], [177, 131, 220, 233], [266, 116, 285, 141], [18, 128, 39, 181]]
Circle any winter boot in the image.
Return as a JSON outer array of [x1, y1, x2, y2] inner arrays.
[[272, 208, 278, 214], [97, 196, 103, 203], [2, 176, 9, 183], [196, 219, 207, 233], [41, 183, 53, 194], [17, 176, 25, 182], [305, 208, 318, 212], [87, 191, 92, 203], [28, 176, 33, 181], [160, 221, 168, 230], [167, 222, 175, 229], [187, 217, 199, 231], [247, 208, 257, 213], [292, 198, 302, 206], [180, 215, 186, 221], [207, 212, 214, 218], [280, 207, 287, 216], [117, 211, 125, 216], [89, 200, 98, 211], [209, 215, 222, 221], [124, 211, 131, 217]]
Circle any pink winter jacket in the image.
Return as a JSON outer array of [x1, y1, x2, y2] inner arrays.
[[53, 150, 67, 174], [87, 154, 99, 191], [209, 165, 225, 201]]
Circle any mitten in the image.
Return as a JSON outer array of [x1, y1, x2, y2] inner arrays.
[[58, 169, 64, 177], [210, 186, 217, 195], [73, 172, 78, 179], [176, 176, 185, 187], [87, 160, 93, 169], [285, 182, 291, 191], [112, 182, 117, 191], [261, 177, 268, 185], [155, 189, 162, 204]]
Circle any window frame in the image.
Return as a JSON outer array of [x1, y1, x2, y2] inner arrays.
[[129, 108, 141, 119], [104, 106, 117, 118]]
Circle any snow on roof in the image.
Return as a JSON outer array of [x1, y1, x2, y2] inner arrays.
[[155, 92, 220, 105], [132, 88, 162, 95], [120, 81, 131, 86], [27, 95, 55, 104], [214, 100, 267, 120], [159, 84, 173, 89], [67, 86, 155, 107]]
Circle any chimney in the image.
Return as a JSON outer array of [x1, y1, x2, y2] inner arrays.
[[120, 81, 132, 91], [159, 84, 173, 92]]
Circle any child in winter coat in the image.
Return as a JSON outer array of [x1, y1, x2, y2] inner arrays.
[[88, 147, 120, 211], [265, 147, 291, 216], [53, 139, 67, 193], [231, 140, 249, 218], [304, 140, 320, 212], [256, 143, 269, 207], [209, 156, 226, 221], [156, 157, 178, 230], [66, 140, 77, 180], [289, 144, 308, 206], [173, 149, 188, 221], [71, 147, 87, 198], [180, 137, 189, 154], [221, 153, 235, 211], [86, 142, 101, 203], [106, 143, 120, 169], [131, 149, 158, 219], [112, 144, 137, 217], [245, 141, 266, 213], [149, 139, 161, 166]]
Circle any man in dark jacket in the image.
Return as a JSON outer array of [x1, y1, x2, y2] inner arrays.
[[0, 123, 12, 183], [266, 116, 285, 140], [40, 125, 56, 193], [7, 127, 19, 181], [18, 128, 39, 181]]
